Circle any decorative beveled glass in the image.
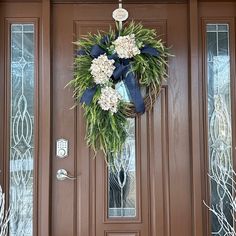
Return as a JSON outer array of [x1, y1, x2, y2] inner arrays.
[[9, 24, 35, 236], [206, 24, 233, 235], [108, 118, 136, 218]]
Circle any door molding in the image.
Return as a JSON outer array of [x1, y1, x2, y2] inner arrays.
[[38, 0, 51, 236], [188, 0, 203, 236]]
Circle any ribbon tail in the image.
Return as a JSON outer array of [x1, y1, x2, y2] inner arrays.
[[124, 71, 145, 114], [141, 45, 159, 57], [80, 86, 97, 105], [112, 63, 126, 80], [100, 35, 110, 45], [108, 53, 118, 60], [90, 45, 105, 58], [112, 58, 131, 81], [76, 49, 86, 56]]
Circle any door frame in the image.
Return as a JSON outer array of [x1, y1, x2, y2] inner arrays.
[[2, 1, 235, 236], [38, 1, 51, 236], [0, 0, 202, 235]]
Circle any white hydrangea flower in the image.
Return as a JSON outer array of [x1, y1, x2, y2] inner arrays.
[[98, 87, 121, 113], [90, 54, 115, 84], [113, 34, 141, 59]]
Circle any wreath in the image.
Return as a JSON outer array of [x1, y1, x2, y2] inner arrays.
[[69, 21, 170, 162]]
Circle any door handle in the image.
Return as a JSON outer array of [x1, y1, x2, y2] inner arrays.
[[56, 169, 77, 181]]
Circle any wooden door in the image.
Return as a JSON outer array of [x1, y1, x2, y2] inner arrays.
[[51, 3, 193, 236], [2, 1, 235, 236]]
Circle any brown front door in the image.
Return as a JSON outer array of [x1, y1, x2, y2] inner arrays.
[[51, 3, 193, 236], [1, 1, 236, 236]]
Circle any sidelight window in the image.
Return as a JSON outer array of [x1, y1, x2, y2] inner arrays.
[[206, 23, 233, 235], [9, 23, 35, 236]]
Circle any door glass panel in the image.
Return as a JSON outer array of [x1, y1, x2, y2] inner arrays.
[[9, 23, 35, 236], [206, 24, 233, 235], [108, 118, 136, 217]]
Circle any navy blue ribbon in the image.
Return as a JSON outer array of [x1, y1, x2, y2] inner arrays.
[[80, 85, 98, 105], [79, 38, 158, 110], [119, 45, 158, 113], [111, 59, 145, 114], [76, 49, 86, 56], [141, 45, 159, 57], [100, 35, 110, 45], [123, 67, 145, 114], [112, 58, 129, 80], [113, 63, 126, 80], [90, 45, 105, 58]]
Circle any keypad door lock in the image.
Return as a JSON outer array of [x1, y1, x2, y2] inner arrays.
[[56, 138, 68, 158]]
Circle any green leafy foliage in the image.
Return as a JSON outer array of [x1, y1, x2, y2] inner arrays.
[[84, 95, 127, 157], [69, 21, 170, 161]]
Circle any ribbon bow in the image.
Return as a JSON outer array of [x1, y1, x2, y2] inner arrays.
[[77, 37, 159, 114]]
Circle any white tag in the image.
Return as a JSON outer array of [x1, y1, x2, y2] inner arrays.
[[112, 8, 129, 22]]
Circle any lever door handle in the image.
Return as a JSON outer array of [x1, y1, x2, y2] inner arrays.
[[56, 169, 77, 181]]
